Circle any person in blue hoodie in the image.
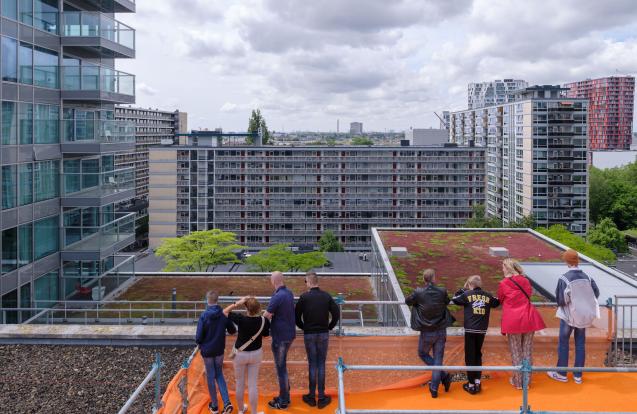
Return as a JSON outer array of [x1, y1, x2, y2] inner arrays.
[[196, 290, 237, 414]]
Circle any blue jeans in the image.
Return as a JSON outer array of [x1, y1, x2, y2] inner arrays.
[[418, 329, 447, 391], [557, 319, 586, 378], [272, 339, 294, 403], [304, 332, 330, 399], [203, 355, 230, 408]]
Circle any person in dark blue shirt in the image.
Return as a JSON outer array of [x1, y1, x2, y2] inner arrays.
[[263, 271, 296, 409], [195, 291, 236, 414]]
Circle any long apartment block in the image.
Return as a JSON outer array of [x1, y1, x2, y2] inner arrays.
[[564, 76, 634, 150], [0, 0, 137, 322], [114, 106, 188, 248], [450, 85, 589, 233], [149, 136, 486, 251]]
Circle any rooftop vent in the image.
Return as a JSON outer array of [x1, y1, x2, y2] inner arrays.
[[489, 247, 509, 257], [390, 247, 408, 257]]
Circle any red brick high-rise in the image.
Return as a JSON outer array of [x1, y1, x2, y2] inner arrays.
[[564, 76, 635, 150]]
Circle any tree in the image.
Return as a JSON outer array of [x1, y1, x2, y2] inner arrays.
[[587, 218, 628, 253], [508, 215, 537, 229], [155, 229, 244, 272], [318, 230, 344, 252], [608, 185, 637, 230], [464, 204, 503, 228], [245, 244, 328, 272], [351, 136, 374, 145], [247, 109, 270, 145], [536, 225, 616, 263]]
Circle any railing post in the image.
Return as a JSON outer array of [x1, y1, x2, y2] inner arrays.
[[152, 353, 163, 413], [337, 357, 347, 414], [335, 293, 345, 336], [520, 359, 531, 414]]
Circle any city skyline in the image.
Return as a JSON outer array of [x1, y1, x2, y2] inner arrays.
[[119, 0, 637, 132]]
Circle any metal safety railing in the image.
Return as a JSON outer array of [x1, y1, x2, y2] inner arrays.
[[3, 297, 407, 332], [118, 353, 163, 414], [335, 358, 637, 414], [612, 295, 637, 366]]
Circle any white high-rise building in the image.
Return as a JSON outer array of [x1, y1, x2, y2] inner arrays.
[[451, 85, 589, 234], [468, 79, 528, 109], [350, 122, 363, 135]]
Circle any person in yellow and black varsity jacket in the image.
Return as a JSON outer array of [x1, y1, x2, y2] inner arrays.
[[452, 275, 500, 395]]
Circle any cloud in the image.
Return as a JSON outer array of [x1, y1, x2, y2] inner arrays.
[[136, 82, 157, 96], [122, 0, 637, 131]]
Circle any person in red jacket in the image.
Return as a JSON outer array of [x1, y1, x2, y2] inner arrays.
[[497, 258, 546, 390]]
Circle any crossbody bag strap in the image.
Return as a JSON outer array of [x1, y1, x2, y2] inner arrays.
[[238, 316, 265, 352], [509, 277, 531, 301]]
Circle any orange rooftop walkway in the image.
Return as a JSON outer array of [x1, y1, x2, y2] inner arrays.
[[156, 335, 637, 414]]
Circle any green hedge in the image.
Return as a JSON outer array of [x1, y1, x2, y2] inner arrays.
[[536, 225, 616, 264]]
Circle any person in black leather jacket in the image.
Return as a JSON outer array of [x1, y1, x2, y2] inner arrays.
[[405, 268, 452, 398]]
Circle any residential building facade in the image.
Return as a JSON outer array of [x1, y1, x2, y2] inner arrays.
[[564, 76, 634, 150], [450, 86, 589, 233], [468, 79, 528, 109], [149, 135, 485, 250], [114, 106, 187, 248], [0, 0, 137, 322], [350, 122, 363, 135]]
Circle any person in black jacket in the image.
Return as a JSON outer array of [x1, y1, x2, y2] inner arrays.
[[405, 268, 452, 398], [295, 272, 340, 409], [195, 291, 237, 414], [452, 275, 500, 395]]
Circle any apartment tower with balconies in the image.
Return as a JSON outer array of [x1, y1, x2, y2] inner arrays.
[[0, 0, 137, 322]]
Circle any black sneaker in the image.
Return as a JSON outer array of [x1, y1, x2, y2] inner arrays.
[[429, 385, 438, 398], [209, 403, 219, 414], [222, 402, 234, 414], [463, 382, 478, 395], [442, 374, 452, 392], [317, 396, 332, 409], [267, 398, 289, 410], [302, 394, 317, 407]]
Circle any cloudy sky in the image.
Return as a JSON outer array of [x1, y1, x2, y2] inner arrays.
[[118, 0, 637, 133]]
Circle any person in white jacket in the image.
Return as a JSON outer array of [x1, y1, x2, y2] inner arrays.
[[547, 249, 600, 384]]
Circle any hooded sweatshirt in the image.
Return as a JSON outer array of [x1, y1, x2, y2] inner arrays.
[[195, 304, 237, 357]]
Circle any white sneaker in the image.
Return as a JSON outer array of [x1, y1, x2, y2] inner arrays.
[[237, 405, 248, 414], [574, 376, 583, 384], [547, 371, 568, 382]]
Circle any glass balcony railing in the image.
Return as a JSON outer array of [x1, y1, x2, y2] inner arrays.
[[63, 119, 135, 144], [33, 65, 135, 96], [62, 11, 135, 50], [63, 212, 136, 253], [62, 167, 135, 199]]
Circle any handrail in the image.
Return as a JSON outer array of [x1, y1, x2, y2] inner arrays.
[[336, 358, 637, 414], [118, 353, 162, 414]]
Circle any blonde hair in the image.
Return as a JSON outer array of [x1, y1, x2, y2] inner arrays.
[[422, 268, 436, 284], [502, 258, 524, 276], [464, 275, 482, 289]]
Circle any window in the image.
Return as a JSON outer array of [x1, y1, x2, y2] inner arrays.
[[2, 0, 17, 20], [18, 163, 33, 205], [34, 271, 59, 307], [33, 0, 58, 34], [34, 215, 59, 260], [1, 36, 18, 82], [63, 159, 80, 194], [34, 160, 59, 202], [19, 0, 33, 25], [1, 289, 18, 323], [2, 101, 18, 145], [33, 46, 58, 88], [35, 104, 59, 144], [19, 102, 33, 144], [2, 165, 17, 209], [18, 223, 33, 267], [2, 227, 17, 273], [18, 42, 33, 84]]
